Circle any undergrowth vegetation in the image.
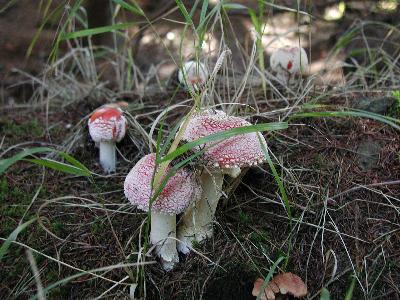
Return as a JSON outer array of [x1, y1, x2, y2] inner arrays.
[[0, 0, 399, 299]]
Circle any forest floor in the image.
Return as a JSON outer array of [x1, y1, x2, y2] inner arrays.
[[0, 1, 400, 300]]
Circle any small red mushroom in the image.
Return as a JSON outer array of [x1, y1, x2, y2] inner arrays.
[[88, 106, 127, 173], [178, 60, 209, 91], [270, 46, 309, 85]]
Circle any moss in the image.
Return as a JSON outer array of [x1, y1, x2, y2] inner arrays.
[[2, 205, 26, 218], [390, 90, 400, 117], [51, 220, 66, 237], [249, 229, 270, 244], [2, 119, 43, 137], [0, 220, 18, 236], [90, 217, 107, 235], [238, 210, 252, 225], [48, 286, 71, 299], [0, 177, 9, 202]]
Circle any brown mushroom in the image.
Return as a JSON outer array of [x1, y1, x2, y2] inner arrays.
[[252, 273, 307, 300]]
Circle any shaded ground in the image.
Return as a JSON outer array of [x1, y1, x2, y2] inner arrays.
[[1, 90, 399, 299]]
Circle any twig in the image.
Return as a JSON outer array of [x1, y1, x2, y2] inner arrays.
[[330, 180, 400, 200]]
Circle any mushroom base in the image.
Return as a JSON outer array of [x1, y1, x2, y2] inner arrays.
[[150, 211, 179, 271], [177, 170, 224, 253]]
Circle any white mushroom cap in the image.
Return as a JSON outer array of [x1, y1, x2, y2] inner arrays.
[[182, 109, 267, 169], [178, 60, 209, 89], [270, 46, 309, 75], [88, 106, 127, 143], [124, 153, 202, 215]]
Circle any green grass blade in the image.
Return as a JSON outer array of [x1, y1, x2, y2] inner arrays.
[[175, 0, 196, 31], [333, 27, 360, 53], [160, 122, 288, 163], [159, 121, 182, 158], [112, 0, 144, 16], [0, 147, 54, 174], [292, 110, 400, 130], [344, 275, 356, 300], [200, 0, 209, 25], [27, 1, 64, 58], [196, 0, 209, 36], [155, 121, 165, 163], [260, 137, 292, 219], [151, 148, 207, 212], [248, 9, 261, 33], [226, 1, 311, 16], [25, 158, 91, 177], [60, 22, 135, 40], [255, 256, 286, 300], [58, 152, 92, 175], [222, 3, 248, 10], [0, 0, 19, 13], [1, 147, 91, 176], [49, 0, 84, 61], [0, 218, 36, 262], [197, 4, 219, 32], [320, 288, 330, 300]]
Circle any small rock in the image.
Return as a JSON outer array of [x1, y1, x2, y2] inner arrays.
[[357, 139, 381, 171], [352, 97, 396, 115]]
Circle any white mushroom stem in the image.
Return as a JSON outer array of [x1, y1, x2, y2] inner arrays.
[[99, 141, 116, 173], [177, 167, 241, 253], [150, 211, 178, 271], [276, 71, 290, 85]]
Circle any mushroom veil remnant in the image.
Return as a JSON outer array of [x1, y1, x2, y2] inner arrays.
[[178, 60, 209, 91], [124, 153, 201, 270], [177, 109, 267, 254], [88, 106, 127, 173], [270, 46, 309, 85]]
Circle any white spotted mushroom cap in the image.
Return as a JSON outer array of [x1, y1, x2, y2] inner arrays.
[[178, 61, 209, 89], [270, 46, 308, 75], [182, 109, 267, 169], [88, 106, 127, 143], [124, 153, 202, 215]]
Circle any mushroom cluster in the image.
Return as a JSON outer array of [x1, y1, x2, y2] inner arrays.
[[87, 51, 303, 271], [118, 108, 267, 270]]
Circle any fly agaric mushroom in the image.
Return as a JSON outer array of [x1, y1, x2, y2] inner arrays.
[[124, 153, 201, 270], [178, 60, 209, 91], [252, 273, 308, 300], [88, 106, 127, 173], [177, 109, 267, 254], [270, 46, 308, 85]]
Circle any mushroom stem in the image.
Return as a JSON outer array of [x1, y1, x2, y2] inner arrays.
[[276, 71, 289, 85], [99, 141, 116, 173], [177, 170, 224, 253], [150, 211, 178, 271]]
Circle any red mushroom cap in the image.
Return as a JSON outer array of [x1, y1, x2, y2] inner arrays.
[[124, 153, 201, 215], [182, 110, 267, 168], [88, 106, 127, 143]]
